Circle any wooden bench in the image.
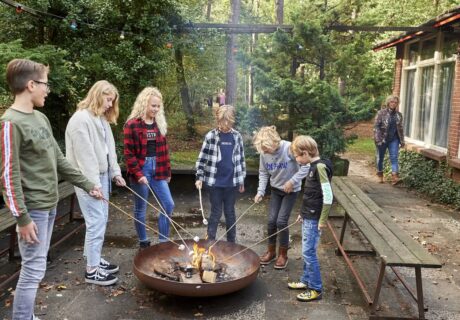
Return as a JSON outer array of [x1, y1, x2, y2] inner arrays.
[[0, 181, 78, 261], [328, 176, 442, 320]]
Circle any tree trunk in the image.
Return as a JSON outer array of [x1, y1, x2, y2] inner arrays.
[[226, 0, 241, 106], [275, 0, 284, 25], [174, 47, 195, 136], [248, 33, 257, 106], [287, 56, 298, 140], [206, 0, 212, 20]]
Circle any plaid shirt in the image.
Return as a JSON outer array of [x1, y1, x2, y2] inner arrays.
[[123, 118, 171, 182], [196, 128, 246, 187]]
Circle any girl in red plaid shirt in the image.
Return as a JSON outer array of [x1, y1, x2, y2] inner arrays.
[[124, 87, 174, 248]]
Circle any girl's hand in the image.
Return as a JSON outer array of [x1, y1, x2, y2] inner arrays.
[[138, 176, 148, 185], [114, 175, 126, 187], [283, 181, 293, 193], [254, 194, 263, 203], [239, 184, 245, 193], [195, 180, 203, 190]]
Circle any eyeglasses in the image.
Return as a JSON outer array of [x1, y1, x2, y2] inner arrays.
[[33, 80, 51, 92]]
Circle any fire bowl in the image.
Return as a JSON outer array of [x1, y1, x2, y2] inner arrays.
[[133, 239, 260, 297]]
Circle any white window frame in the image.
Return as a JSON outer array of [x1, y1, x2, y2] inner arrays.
[[400, 31, 456, 153]]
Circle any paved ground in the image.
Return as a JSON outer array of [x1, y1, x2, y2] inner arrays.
[[1, 155, 460, 320]]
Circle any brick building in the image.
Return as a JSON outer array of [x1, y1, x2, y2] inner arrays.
[[374, 6, 460, 180]]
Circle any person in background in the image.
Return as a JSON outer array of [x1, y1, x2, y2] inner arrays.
[[1, 58, 102, 320], [287, 135, 333, 302], [253, 126, 309, 269], [66, 80, 126, 286], [374, 95, 405, 185], [195, 105, 246, 243], [124, 87, 174, 249]]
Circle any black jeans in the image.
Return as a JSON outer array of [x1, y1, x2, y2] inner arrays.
[[207, 186, 237, 243], [267, 188, 298, 247]]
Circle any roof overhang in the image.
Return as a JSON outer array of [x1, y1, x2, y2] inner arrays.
[[373, 6, 460, 51]]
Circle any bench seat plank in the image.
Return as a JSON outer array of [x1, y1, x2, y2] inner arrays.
[[342, 178, 441, 268], [333, 183, 418, 263]]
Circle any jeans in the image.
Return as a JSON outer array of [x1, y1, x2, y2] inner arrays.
[[207, 186, 237, 243], [132, 157, 174, 243], [75, 172, 110, 268], [13, 209, 56, 320], [300, 219, 322, 292], [267, 188, 298, 247], [376, 138, 400, 173]]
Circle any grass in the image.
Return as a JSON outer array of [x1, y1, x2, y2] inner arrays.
[[346, 137, 375, 157]]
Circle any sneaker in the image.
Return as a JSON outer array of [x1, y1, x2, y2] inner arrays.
[[288, 281, 308, 290], [139, 241, 151, 250], [297, 289, 322, 302], [99, 258, 119, 274], [85, 267, 118, 286]]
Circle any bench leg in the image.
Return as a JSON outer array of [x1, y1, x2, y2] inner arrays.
[[8, 225, 16, 261], [370, 260, 387, 315], [339, 213, 349, 245], [415, 267, 425, 320], [69, 194, 76, 222]]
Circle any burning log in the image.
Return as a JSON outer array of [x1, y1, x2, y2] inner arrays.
[[202, 270, 217, 283]]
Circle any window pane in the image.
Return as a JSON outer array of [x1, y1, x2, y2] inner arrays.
[[408, 42, 419, 66], [420, 38, 436, 60], [434, 63, 454, 147], [442, 34, 458, 59], [415, 66, 434, 141], [404, 70, 416, 137]]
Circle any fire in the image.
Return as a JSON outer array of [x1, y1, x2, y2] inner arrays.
[[191, 243, 216, 270]]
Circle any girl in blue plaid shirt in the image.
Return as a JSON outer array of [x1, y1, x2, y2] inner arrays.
[[195, 105, 246, 243]]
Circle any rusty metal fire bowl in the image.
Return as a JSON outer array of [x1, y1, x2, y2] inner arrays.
[[133, 239, 260, 297]]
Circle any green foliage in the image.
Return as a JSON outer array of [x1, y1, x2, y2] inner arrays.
[[385, 151, 460, 209]]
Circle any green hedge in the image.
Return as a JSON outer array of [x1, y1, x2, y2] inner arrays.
[[385, 150, 460, 209]]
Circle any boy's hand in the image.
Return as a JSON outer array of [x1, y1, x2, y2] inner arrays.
[[138, 176, 148, 185], [239, 185, 245, 193], [114, 175, 126, 187], [283, 181, 293, 193], [167, 177, 171, 183], [18, 221, 40, 244], [296, 215, 302, 223], [318, 223, 326, 230], [254, 194, 263, 203], [89, 186, 103, 199], [195, 180, 203, 190]]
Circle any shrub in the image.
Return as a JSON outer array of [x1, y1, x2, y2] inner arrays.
[[385, 150, 460, 209]]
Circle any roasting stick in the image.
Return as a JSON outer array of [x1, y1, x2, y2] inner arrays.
[[198, 187, 208, 225], [124, 185, 193, 252], [220, 219, 300, 263], [124, 185, 195, 238], [102, 197, 180, 246], [145, 184, 194, 250], [208, 201, 258, 251]]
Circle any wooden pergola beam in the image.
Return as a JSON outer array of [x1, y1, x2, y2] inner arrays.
[[329, 24, 438, 32], [182, 23, 294, 34]]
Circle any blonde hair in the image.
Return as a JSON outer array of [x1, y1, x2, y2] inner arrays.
[[214, 105, 235, 129], [252, 126, 281, 154], [77, 80, 119, 124], [385, 95, 399, 108], [291, 135, 319, 158], [127, 87, 167, 136]]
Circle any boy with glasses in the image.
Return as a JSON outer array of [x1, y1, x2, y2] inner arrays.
[[1, 58, 102, 319]]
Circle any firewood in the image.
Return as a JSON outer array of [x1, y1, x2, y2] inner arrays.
[[154, 267, 179, 281], [180, 272, 203, 284], [202, 270, 217, 283]]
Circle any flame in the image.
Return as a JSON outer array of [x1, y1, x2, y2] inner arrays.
[[190, 243, 216, 270]]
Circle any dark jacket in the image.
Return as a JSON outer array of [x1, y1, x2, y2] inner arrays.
[[374, 108, 404, 145], [301, 159, 333, 220]]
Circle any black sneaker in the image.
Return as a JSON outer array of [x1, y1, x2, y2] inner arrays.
[[99, 258, 119, 274], [139, 241, 151, 250], [85, 268, 118, 286]]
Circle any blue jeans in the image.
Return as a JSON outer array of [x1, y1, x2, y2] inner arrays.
[[13, 209, 56, 320], [300, 219, 322, 292], [267, 188, 298, 247], [376, 138, 400, 173], [132, 157, 174, 243], [207, 186, 237, 243], [75, 172, 110, 268]]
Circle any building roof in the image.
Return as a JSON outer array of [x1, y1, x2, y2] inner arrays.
[[373, 5, 460, 51]]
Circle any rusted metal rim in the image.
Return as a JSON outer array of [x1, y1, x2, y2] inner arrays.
[[133, 239, 260, 297]]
